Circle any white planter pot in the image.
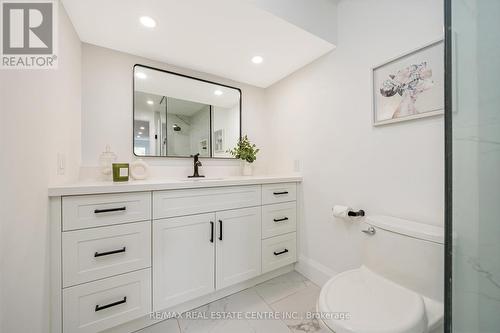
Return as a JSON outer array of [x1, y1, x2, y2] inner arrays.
[[241, 161, 253, 176]]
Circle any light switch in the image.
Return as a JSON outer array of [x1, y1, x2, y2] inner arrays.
[[57, 153, 66, 175]]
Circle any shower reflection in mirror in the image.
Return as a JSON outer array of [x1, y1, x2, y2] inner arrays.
[[133, 65, 241, 158]]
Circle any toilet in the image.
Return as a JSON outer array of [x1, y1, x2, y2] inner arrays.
[[317, 216, 444, 333]]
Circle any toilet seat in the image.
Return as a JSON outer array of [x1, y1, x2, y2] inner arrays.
[[317, 266, 428, 333]]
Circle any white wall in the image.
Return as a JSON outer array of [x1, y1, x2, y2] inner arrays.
[[81, 44, 270, 179], [249, 0, 338, 44], [0, 3, 81, 333], [266, 0, 444, 277]]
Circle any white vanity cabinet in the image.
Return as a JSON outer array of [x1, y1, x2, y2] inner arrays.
[[215, 207, 262, 289], [153, 206, 262, 311], [260, 183, 298, 274], [49, 177, 301, 333], [153, 213, 216, 310]]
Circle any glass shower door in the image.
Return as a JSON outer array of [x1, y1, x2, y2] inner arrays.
[[447, 0, 500, 332]]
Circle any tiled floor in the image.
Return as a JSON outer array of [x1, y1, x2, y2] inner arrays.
[[140, 271, 329, 333]]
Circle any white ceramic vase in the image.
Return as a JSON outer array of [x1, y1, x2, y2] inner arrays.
[[241, 161, 253, 176], [130, 159, 149, 180]]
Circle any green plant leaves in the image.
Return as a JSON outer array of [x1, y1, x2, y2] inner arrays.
[[228, 135, 259, 163]]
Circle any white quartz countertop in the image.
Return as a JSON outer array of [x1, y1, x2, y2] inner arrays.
[[48, 175, 302, 197]]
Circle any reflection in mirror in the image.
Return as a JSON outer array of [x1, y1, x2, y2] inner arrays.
[[133, 65, 241, 158], [212, 105, 240, 158]]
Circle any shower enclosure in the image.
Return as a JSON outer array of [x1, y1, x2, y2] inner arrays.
[[445, 0, 500, 332]]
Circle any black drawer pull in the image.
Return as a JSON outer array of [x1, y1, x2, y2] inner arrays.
[[273, 249, 289, 256], [95, 296, 127, 312], [210, 221, 214, 243], [94, 247, 126, 258], [218, 220, 223, 241], [273, 217, 289, 222], [273, 191, 289, 195], [94, 207, 127, 214]]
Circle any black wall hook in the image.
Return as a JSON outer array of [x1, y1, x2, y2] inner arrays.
[[347, 209, 365, 217]]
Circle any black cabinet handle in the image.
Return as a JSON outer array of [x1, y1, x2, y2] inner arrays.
[[273, 249, 289, 256], [210, 221, 214, 243], [94, 247, 126, 258], [95, 296, 127, 312], [94, 207, 126, 214], [273, 217, 289, 222], [273, 191, 289, 195], [218, 220, 223, 241]]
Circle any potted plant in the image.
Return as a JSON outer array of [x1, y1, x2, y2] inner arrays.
[[228, 135, 260, 176]]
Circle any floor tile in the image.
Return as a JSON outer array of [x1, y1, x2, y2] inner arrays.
[[138, 271, 323, 333], [177, 288, 291, 333], [139, 318, 180, 333], [253, 271, 310, 304], [270, 283, 329, 333]]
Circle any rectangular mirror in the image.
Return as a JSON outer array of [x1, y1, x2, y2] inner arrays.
[[133, 65, 241, 158]]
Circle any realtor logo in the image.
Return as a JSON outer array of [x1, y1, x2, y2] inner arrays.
[[1, 0, 57, 69]]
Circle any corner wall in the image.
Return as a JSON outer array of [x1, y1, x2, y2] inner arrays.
[[81, 44, 270, 178], [0, 4, 81, 332], [265, 0, 445, 278]]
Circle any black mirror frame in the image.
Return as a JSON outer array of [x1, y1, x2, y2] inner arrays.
[[132, 64, 242, 159]]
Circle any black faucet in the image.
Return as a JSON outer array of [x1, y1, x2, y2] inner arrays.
[[188, 153, 205, 178]]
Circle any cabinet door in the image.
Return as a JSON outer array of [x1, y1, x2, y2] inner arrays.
[[153, 213, 215, 310], [216, 207, 261, 289]]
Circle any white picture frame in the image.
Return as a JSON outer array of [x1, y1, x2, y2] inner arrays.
[[371, 38, 444, 126], [214, 129, 225, 153], [199, 139, 208, 153]]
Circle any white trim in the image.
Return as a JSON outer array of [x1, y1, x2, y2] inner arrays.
[[294, 255, 337, 287], [371, 37, 445, 126], [373, 110, 443, 127], [371, 37, 444, 71]]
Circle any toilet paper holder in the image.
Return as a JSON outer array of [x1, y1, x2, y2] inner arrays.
[[347, 209, 365, 217]]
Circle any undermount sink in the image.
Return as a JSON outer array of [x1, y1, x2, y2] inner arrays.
[[181, 177, 225, 181]]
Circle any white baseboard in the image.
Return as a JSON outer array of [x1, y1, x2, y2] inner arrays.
[[294, 255, 338, 287]]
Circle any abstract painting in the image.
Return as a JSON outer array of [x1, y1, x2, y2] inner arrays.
[[372, 39, 444, 125]]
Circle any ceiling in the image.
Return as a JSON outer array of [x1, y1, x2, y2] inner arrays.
[[61, 0, 335, 88]]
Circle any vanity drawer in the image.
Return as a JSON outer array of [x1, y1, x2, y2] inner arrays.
[[62, 192, 151, 231], [262, 202, 297, 239], [63, 269, 151, 333], [262, 183, 297, 205], [153, 185, 261, 219], [62, 221, 151, 287], [262, 232, 297, 274]]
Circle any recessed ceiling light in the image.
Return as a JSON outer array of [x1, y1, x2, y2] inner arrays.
[[140, 16, 156, 28], [251, 56, 263, 64], [140, 126, 145, 130], [138, 132, 143, 135], [136, 135, 141, 138], [135, 72, 147, 79], [147, 100, 154, 105], [214, 90, 223, 96]]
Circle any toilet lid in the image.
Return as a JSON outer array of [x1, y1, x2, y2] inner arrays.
[[318, 266, 427, 333]]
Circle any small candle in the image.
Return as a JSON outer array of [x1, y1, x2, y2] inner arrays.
[[112, 163, 129, 182]]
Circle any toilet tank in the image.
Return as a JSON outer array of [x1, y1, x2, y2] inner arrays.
[[361, 215, 444, 302]]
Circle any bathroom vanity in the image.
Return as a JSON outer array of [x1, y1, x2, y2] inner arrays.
[[48, 176, 301, 333]]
